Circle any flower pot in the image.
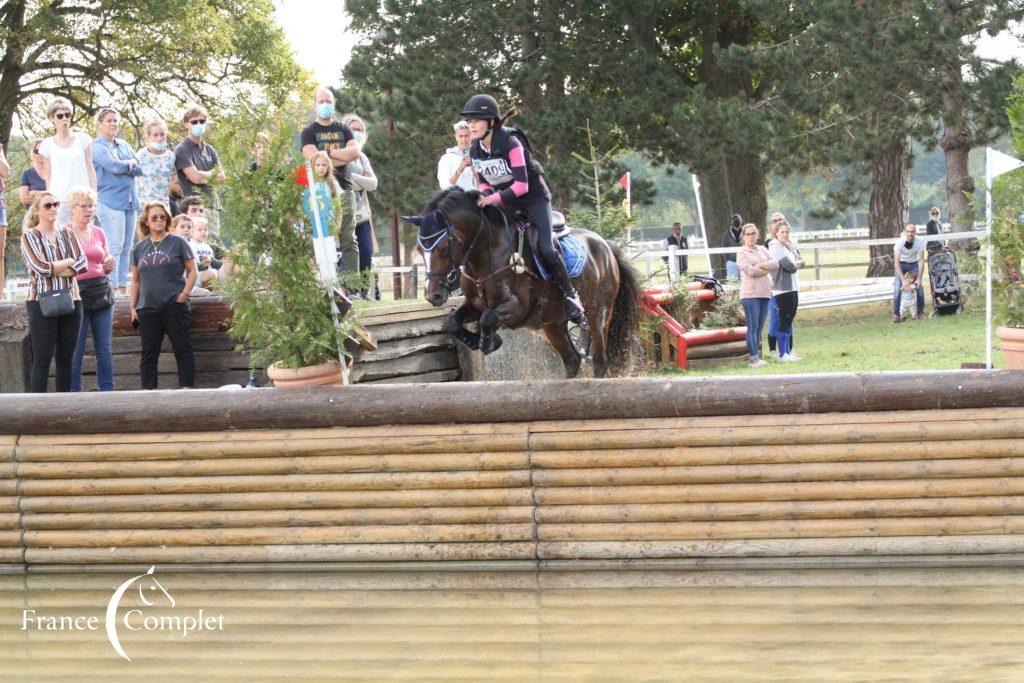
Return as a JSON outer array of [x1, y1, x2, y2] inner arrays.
[[996, 326, 1024, 370], [267, 361, 346, 387]]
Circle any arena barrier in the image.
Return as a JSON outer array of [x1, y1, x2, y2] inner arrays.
[[0, 370, 1022, 571]]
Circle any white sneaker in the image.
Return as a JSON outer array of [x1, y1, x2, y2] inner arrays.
[[768, 350, 778, 360], [786, 352, 802, 361], [779, 353, 800, 363], [749, 359, 768, 367]]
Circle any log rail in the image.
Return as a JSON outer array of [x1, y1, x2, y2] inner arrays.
[[0, 370, 1021, 570]]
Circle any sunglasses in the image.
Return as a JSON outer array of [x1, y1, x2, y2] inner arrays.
[[53, 112, 71, 120], [42, 201, 61, 210], [149, 214, 168, 222], [189, 118, 207, 125]]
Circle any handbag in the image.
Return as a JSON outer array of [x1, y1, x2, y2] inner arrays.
[[34, 229, 75, 318], [78, 276, 115, 312]]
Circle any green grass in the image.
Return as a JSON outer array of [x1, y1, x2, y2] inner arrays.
[[652, 300, 1004, 377]]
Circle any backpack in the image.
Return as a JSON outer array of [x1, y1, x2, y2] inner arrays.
[[503, 127, 546, 180]]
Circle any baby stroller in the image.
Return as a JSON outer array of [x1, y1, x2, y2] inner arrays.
[[927, 248, 963, 316]]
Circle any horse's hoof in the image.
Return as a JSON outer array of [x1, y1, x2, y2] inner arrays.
[[481, 333, 503, 355], [454, 329, 482, 351]]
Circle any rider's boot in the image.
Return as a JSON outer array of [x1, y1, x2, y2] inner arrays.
[[547, 257, 585, 323]]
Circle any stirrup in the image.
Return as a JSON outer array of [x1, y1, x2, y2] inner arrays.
[[563, 293, 585, 323]]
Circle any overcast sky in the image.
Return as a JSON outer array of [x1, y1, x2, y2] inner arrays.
[[273, 2, 1023, 87]]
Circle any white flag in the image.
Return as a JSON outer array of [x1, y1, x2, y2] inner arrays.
[[988, 148, 1024, 180]]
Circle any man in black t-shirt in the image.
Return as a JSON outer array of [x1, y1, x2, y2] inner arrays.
[[300, 87, 362, 275]]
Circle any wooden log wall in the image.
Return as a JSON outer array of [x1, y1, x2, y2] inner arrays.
[[0, 371, 1022, 570]]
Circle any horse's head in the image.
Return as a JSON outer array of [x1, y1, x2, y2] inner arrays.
[[402, 188, 485, 307]]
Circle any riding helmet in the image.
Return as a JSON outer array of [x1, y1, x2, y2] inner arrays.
[[461, 94, 501, 120]]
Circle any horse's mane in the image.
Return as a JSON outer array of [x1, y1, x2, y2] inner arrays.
[[424, 187, 507, 230]]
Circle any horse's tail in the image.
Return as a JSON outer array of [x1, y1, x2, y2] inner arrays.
[[607, 242, 642, 376]]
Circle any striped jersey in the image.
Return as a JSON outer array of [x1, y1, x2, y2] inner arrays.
[[20, 226, 88, 301]]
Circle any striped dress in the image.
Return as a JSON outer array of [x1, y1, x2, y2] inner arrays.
[[20, 226, 88, 302]]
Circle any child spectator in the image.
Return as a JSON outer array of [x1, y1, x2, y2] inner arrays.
[[190, 216, 222, 291], [171, 215, 209, 297], [898, 270, 920, 322]]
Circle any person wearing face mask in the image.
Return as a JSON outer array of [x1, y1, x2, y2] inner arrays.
[[341, 114, 379, 298], [136, 119, 179, 210], [38, 98, 97, 225], [174, 104, 226, 238], [300, 87, 361, 275], [722, 213, 743, 280], [92, 107, 143, 297], [437, 120, 477, 191]]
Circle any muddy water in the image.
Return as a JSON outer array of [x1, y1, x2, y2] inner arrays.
[[1, 568, 1022, 680]]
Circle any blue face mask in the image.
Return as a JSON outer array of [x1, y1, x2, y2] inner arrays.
[[150, 141, 167, 151], [316, 103, 334, 120], [353, 131, 365, 144], [190, 123, 206, 138]]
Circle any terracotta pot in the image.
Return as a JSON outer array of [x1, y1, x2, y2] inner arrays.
[[267, 361, 346, 387], [996, 326, 1024, 370]]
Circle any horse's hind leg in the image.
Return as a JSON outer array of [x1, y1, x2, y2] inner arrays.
[[542, 324, 582, 379], [587, 305, 611, 378]]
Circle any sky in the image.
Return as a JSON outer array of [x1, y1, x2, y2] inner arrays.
[[274, 2, 1023, 87], [273, 0, 355, 86]]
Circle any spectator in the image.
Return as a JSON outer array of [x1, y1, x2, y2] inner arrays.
[[899, 270, 921, 321], [136, 119, 179, 210], [925, 207, 944, 254], [92, 107, 143, 297], [171, 214, 209, 296], [38, 98, 96, 225], [179, 194, 205, 219], [18, 139, 47, 208], [437, 120, 477, 191], [130, 202, 196, 389], [768, 219, 805, 362], [19, 193, 87, 392], [251, 131, 270, 171], [722, 213, 743, 280], [174, 104, 225, 238], [737, 223, 778, 368], [178, 194, 234, 277], [300, 86, 361, 274], [190, 215, 228, 288], [67, 187, 116, 392], [342, 114, 379, 297], [892, 223, 926, 323], [663, 222, 688, 277], [0, 141, 9, 291], [764, 212, 786, 357]]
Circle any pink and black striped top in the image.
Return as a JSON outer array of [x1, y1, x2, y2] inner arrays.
[[20, 226, 88, 301]]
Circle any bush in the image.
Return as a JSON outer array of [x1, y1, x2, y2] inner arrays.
[[700, 291, 745, 329]]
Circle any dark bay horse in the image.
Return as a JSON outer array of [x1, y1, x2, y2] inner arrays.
[[402, 188, 640, 378]]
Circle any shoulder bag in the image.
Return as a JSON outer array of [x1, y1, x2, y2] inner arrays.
[[35, 229, 75, 318]]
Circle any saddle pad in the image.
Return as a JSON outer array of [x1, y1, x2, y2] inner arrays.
[[534, 234, 586, 280]]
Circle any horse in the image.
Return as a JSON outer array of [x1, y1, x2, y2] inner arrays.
[[402, 188, 641, 379]]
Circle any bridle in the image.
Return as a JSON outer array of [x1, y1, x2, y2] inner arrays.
[[418, 211, 484, 292]]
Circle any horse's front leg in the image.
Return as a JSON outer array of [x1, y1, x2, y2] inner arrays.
[[445, 300, 483, 350]]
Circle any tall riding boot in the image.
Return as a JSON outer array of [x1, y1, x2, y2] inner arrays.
[[547, 257, 585, 323]]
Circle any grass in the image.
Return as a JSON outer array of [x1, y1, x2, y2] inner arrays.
[[651, 299, 1004, 377]]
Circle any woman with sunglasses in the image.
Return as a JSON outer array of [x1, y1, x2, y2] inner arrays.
[[20, 193, 88, 392], [736, 223, 779, 367], [37, 98, 96, 225], [18, 139, 47, 208], [130, 202, 197, 389]]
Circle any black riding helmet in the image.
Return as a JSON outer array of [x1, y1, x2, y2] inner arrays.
[[461, 94, 501, 126]]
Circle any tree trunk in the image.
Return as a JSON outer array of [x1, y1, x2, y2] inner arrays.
[[0, 0, 27, 147], [867, 133, 911, 277], [938, 45, 975, 237], [698, 161, 733, 279]]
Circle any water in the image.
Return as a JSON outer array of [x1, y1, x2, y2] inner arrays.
[[1, 567, 1022, 680]]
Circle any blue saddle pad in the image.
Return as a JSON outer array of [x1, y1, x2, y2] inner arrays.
[[534, 234, 586, 280]]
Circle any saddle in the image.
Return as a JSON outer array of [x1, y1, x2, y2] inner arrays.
[[509, 209, 585, 280]]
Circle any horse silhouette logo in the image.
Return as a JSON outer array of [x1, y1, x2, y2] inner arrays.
[[105, 565, 175, 662]]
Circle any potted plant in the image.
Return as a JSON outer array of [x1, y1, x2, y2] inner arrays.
[[219, 118, 357, 386], [992, 81, 1024, 369]]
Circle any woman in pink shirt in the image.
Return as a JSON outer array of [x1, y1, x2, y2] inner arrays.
[[67, 186, 116, 391], [736, 223, 778, 367]]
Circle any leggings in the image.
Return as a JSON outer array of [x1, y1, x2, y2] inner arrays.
[[517, 201, 560, 272], [26, 300, 83, 393], [774, 290, 799, 357]]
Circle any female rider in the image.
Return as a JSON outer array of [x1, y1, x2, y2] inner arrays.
[[460, 94, 584, 322]]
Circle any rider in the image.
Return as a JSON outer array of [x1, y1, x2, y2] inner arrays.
[[461, 94, 585, 323]]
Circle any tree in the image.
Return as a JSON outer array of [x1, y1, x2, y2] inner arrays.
[[0, 0, 301, 146]]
